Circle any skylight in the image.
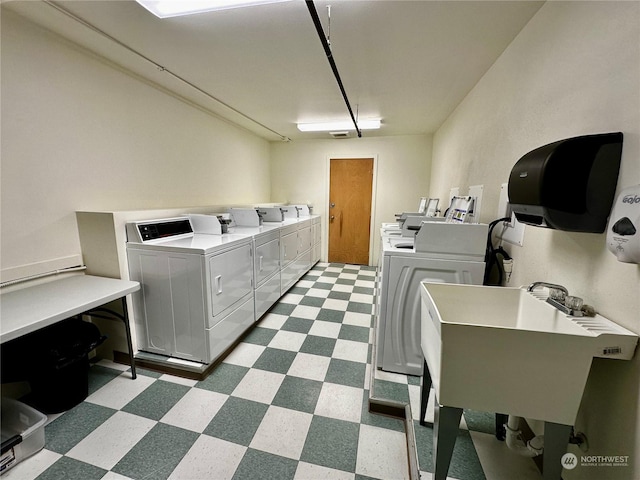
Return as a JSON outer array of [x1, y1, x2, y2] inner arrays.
[[136, 0, 291, 18]]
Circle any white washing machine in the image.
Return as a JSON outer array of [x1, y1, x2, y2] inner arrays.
[[376, 221, 487, 376], [126, 217, 255, 365]]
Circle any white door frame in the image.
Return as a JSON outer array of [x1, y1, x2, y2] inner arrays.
[[324, 154, 379, 266]]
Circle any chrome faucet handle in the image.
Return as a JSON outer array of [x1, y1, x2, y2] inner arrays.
[[549, 288, 567, 301], [528, 282, 595, 317], [526, 281, 569, 296]]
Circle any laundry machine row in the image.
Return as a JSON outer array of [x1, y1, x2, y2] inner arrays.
[[125, 212, 320, 367]]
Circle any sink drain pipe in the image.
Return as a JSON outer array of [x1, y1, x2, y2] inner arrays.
[[505, 416, 544, 457]]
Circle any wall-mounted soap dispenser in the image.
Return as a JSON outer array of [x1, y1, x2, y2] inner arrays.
[[508, 132, 623, 233], [607, 185, 640, 263]]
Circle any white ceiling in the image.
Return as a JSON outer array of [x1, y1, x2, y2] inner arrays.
[[4, 0, 544, 141]]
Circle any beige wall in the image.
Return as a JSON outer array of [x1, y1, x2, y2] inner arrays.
[[270, 135, 432, 265], [1, 9, 271, 281], [430, 2, 640, 477]]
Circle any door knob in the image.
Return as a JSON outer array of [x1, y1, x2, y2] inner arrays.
[[330, 203, 335, 208], [330, 215, 335, 220]]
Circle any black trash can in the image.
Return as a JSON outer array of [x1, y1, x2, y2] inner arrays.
[[1, 318, 106, 414]]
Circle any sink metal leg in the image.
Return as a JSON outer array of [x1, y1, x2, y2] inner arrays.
[[420, 359, 432, 426], [543, 421, 572, 480], [495, 413, 508, 441], [433, 402, 463, 480]]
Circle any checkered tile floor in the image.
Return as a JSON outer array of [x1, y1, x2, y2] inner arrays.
[[5, 263, 542, 480], [6, 263, 410, 480]]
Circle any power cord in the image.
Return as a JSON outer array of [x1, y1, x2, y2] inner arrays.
[[484, 217, 512, 286]]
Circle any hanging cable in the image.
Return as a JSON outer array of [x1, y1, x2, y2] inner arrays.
[[326, 5, 331, 48], [305, 0, 362, 137]]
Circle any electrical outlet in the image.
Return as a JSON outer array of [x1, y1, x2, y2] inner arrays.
[[497, 183, 525, 246]]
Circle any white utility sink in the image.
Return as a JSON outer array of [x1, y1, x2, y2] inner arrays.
[[420, 282, 638, 425]]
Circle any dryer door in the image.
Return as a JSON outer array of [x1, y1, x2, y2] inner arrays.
[[208, 244, 253, 323], [255, 237, 280, 286], [280, 230, 298, 268]]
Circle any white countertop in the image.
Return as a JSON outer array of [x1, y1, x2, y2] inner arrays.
[[1, 275, 140, 344]]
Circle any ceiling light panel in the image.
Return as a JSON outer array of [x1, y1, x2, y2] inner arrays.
[[297, 119, 381, 132], [136, 0, 291, 18]]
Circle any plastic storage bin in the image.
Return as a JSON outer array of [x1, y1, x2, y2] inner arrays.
[[0, 398, 47, 475]]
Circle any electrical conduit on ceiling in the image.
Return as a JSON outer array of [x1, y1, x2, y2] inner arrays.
[[40, 0, 291, 142], [305, 0, 362, 138]]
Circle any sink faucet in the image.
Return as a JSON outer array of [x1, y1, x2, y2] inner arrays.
[[526, 281, 569, 297], [526, 281, 590, 316]]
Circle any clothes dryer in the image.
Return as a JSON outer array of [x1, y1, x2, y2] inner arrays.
[[126, 217, 254, 365]]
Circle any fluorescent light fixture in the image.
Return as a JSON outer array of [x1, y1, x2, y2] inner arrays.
[[136, 0, 291, 18], [297, 119, 381, 132]]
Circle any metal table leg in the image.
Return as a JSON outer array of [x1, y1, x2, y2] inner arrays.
[[120, 297, 137, 379], [85, 298, 137, 379]]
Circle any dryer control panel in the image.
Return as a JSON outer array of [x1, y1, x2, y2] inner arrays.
[[126, 218, 193, 243]]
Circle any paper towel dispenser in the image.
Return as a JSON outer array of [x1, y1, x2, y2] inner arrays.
[[508, 132, 623, 233]]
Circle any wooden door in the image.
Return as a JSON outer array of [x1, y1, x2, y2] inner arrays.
[[328, 158, 374, 265]]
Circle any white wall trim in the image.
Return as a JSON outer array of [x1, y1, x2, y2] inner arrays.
[[0, 254, 85, 284]]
